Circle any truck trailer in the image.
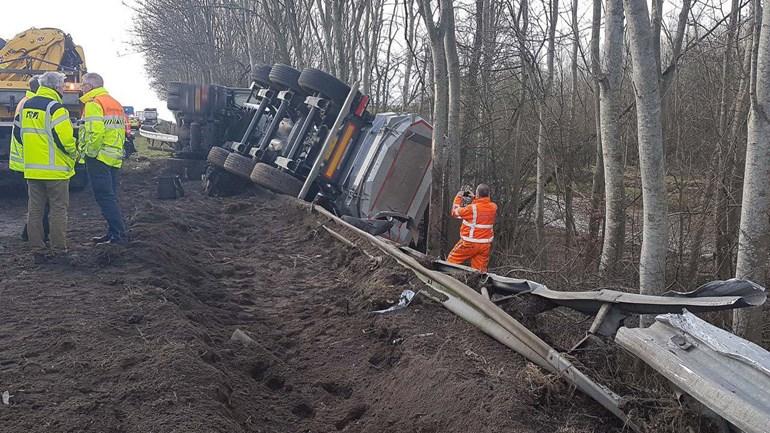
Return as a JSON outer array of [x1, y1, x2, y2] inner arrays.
[[167, 64, 432, 246]]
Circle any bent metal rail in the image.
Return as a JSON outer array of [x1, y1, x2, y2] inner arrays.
[[305, 202, 770, 432], [308, 204, 641, 431]]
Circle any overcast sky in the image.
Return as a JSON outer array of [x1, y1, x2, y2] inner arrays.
[[4, 0, 172, 120]]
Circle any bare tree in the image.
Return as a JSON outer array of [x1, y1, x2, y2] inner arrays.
[[714, 0, 748, 279], [598, 0, 625, 275], [624, 0, 668, 325], [417, 0, 452, 256], [587, 0, 605, 262], [734, 0, 770, 342], [564, 0, 580, 249], [402, 0, 417, 111], [535, 0, 559, 256], [444, 0, 462, 211]]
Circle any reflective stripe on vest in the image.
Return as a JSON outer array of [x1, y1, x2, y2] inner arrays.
[[92, 94, 126, 168], [462, 220, 494, 229], [462, 203, 494, 243], [461, 235, 494, 244]]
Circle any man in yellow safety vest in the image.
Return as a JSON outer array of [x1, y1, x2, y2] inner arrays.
[[12, 71, 77, 258], [79, 72, 128, 245], [11, 76, 50, 243]]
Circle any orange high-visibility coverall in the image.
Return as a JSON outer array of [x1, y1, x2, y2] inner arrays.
[[447, 193, 497, 272]]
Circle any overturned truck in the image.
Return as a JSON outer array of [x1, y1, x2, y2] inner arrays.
[[167, 64, 432, 246]]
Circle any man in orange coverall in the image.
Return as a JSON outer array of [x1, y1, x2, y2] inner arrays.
[[447, 184, 498, 272]]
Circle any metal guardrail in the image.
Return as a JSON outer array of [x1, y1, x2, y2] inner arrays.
[[138, 127, 178, 143], [307, 203, 770, 432], [310, 204, 640, 431], [617, 311, 770, 433]]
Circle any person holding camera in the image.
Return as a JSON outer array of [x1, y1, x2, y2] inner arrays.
[[447, 183, 497, 272]]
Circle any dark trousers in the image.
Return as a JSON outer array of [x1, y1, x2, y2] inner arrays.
[[86, 157, 126, 240]]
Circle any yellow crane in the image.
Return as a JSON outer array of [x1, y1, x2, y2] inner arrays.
[[0, 27, 87, 188]]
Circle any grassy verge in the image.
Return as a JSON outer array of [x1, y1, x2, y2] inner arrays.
[[132, 134, 173, 159]]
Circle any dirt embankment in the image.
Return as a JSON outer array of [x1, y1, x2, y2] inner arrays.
[[0, 159, 649, 432]]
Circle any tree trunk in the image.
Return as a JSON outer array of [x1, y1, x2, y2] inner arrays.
[[461, 0, 485, 177], [443, 0, 462, 202], [535, 0, 558, 261], [564, 0, 579, 249], [243, 0, 256, 78], [510, 0, 529, 244], [587, 0, 605, 262], [716, 1, 750, 279], [624, 0, 668, 326], [650, 0, 663, 75], [724, 34, 755, 273], [402, 0, 416, 111], [692, 0, 739, 282], [733, 0, 770, 342], [286, 0, 305, 67], [418, 0, 450, 257], [599, 0, 626, 276]]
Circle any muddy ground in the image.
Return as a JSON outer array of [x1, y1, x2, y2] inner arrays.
[[0, 158, 715, 432]]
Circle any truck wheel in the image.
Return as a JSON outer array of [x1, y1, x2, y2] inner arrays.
[[298, 68, 350, 105], [203, 165, 249, 197], [250, 163, 302, 196], [252, 64, 273, 89], [223, 152, 257, 179], [269, 64, 304, 95], [206, 146, 230, 168]]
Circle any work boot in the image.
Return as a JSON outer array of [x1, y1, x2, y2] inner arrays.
[[96, 236, 128, 246]]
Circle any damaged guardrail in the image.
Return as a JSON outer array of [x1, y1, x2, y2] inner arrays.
[[616, 311, 770, 433], [396, 242, 770, 432], [138, 126, 178, 143], [424, 257, 766, 339], [308, 203, 770, 432], [311, 204, 641, 431]]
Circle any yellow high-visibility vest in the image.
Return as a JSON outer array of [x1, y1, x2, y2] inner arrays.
[[8, 90, 35, 172], [17, 86, 77, 180], [79, 87, 126, 168]]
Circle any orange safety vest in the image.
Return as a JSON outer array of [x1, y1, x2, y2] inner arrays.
[[451, 195, 497, 243]]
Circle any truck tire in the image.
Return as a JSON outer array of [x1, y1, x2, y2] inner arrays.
[[252, 64, 273, 89], [250, 163, 303, 196], [269, 64, 304, 95], [206, 146, 230, 168], [223, 152, 257, 179], [298, 68, 350, 105]]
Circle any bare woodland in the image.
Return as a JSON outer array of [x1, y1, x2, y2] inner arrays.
[[134, 0, 770, 342]]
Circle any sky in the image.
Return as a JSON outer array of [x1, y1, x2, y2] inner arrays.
[[3, 0, 172, 120]]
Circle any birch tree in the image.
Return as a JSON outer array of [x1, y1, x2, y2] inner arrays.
[[598, 0, 625, 275], [734, 0, 770, 342], [624, 0, 668, 325], [587, 0, 604, 260]]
